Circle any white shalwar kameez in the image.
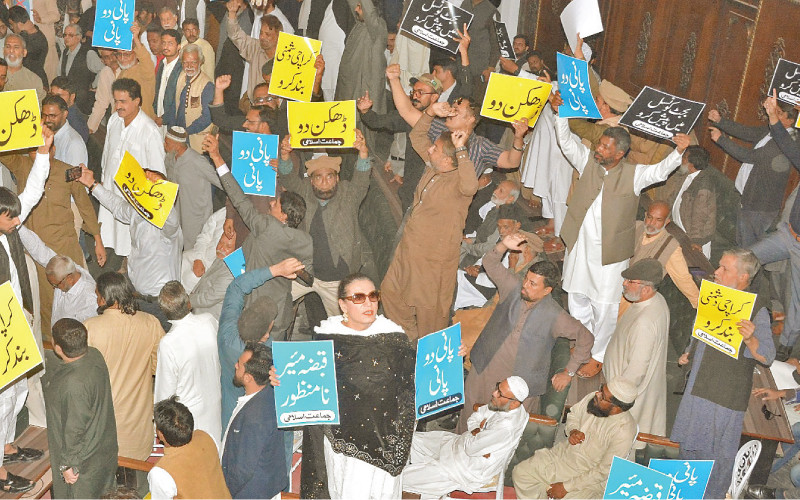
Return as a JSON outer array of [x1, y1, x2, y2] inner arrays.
[[318, 3, 345, 102], [555, 116, 683, 361], [402, 404, 528, 497], [98, 110, 165, 256]]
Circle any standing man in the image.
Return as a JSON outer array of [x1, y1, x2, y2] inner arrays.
[[49, 76, 90, 143], [181, 18, 215, 80], [43, 94, 87, 168], [7, 6, 47, 89], [3, 33, 44, 100], [58, 23, 96, 115], [117, 22, 156, 120], [99, 78, 165, 264], [172, 44, 214, 152], [671, 249, 775, 498], [85, 272, 164, 492], [603, 259, 669, 440], [277, 131, 371, 316], [549, 92, 689, 378], [226, 0, 281, 103], [0, 127, 52, 494], [358, 69, 442, 210], [155, 282, 223, 445], [43, 318, 118, 499], [221, 342, 287, 498], [164, 126, 221, 250], [154, 28, 183, 131], [459, 233, 592, 433], [86, 50, 121, 135], [147, 397, 231, 499], [380, 124, 479, 341]]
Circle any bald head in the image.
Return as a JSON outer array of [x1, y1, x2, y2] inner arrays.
[[644, 201, 670, 236]]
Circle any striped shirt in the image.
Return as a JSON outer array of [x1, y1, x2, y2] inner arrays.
[[428, 119, 503, 177]]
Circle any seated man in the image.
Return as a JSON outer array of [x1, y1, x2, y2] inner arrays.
[[402, 376, 529, 497], [512, 378, 638, 499], [148, 397, 231, 499]]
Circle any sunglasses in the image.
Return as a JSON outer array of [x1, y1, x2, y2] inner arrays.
[[410, 89, 437, 97], [341, 291, 380, 304], [762, 404, 781, 421]]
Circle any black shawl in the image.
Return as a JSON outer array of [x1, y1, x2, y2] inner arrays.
[[300, 331, 416, 499]]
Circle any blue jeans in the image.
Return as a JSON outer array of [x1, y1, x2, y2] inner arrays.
[[750, 223, 800, 348], [773, 422, 800, 473]]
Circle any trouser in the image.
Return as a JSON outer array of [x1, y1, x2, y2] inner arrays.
[[512, 447, 604, 499], [24, 256, 46, 428], [401, 432, 468, 497], [750, 223, 800, 348], [680, 446, 733, 499], [291, 279, 341, 318], [567, 293, 619, 362], [737, 209, 779, 248], [541, 199, 568, 237], [0, 379, 28, 464], [381, 286, 450, 341]]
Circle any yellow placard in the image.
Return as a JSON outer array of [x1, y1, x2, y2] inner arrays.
[[0, 89, 44, 153], [287, 100, 356, 148], [0, 281, 43, 392], [480, 72, 553, 126], [269, 32, 322, 103], [113, 152, 178, 229], [795, 113, 799, 129], [691, 279, 757, 359]]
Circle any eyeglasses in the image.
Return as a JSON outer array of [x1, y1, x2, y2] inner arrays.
[[341, 291, 380, 304], [243, 118, 262, 126], [50, 274, 69, 289], [762, 404, 781, 421], [410, 89, 437, 97], [494, 381, 520, 402]]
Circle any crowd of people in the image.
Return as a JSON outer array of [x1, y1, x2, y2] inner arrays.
[[0, 0, 796, 499]]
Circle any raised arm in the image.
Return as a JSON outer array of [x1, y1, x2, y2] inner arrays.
[[632, 134, 689, 194], [17, 226, 57, 268], [386, 64, 423, 126], [19, 128, 54, 223], [452, 130, 479, 196], [484, 234, 526, 302], [409, 111, 436, 162], [553, 114, 590, 174], [77, 166, 136, 224]]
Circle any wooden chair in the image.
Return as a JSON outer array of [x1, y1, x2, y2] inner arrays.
[[633, 432, 680, 465]]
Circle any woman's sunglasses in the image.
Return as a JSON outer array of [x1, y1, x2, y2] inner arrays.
[[341, 291, 381, 304]]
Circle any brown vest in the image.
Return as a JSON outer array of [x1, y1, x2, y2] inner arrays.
[[157, 430, 232, 499], [632, 221, 679, 275], [175, 70, 213, 153], [561, 159, 639, 265]]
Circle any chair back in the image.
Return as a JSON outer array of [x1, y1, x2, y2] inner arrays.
[[728, 440, 762, 499]]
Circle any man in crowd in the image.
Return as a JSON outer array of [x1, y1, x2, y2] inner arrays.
[[182, 18, 215, 80], [154, 28, 183, 130], [98, 78, 165, 267], [43, 318, 118, 499], [671, 249, 775, 498], [603, 259, 670, 440], [7, 5, 47, 88], [381, 122, 478, 341], [164, 126, 221, 250], [86, 50, 120, 135], [49, 76, 90, 142], [173, 43, 214, 152], [18, 227, 97, 326], [459, 233, 592, 432], [4, 33, 44, 100], [277, 131, 371, 316], [148, 397, 231, 499], [58, 23, 96, 115], [204, 132, 313, 343], [226, 0, 281, 104], [159, 5, 180, 31], [460, 180, 521, 267], [85, 272, 164, 493], [358, 71, 442, 210], [708, 103, 797, 247], [221, 342, 287, 498], [431, 35, 473, 104], [671, 145, 739, 264], [403, 376, 530, 497], [549, 91, 689, 378], [42, 94, 86, 169], [155, 281, 223, 445], [0, 127, 52, 494], [512, 378, 639, 499]]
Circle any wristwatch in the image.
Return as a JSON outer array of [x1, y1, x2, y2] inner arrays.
[[567, 370, 575, 377], [455, 146, 468, 153]]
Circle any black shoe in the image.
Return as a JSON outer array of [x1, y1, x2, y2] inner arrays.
[[776, 344, 792, 362], [3, 446, 43, 464], [745, 484, 777, 499], [0, 472, 34, 494]]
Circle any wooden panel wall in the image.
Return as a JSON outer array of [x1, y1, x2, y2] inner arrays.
[[520, 0, 800, 186]]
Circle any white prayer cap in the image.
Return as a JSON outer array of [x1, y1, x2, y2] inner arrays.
[[607, 377, 637, 405], [505, 376, 529, 401], [165, 126, 188, 143]]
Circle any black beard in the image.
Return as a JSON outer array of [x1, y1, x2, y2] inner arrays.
[[313, 182, 338, 201], [587, 397, 611, 418], [232, 375, 244, 388]]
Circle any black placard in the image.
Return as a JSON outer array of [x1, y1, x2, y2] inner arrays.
[[399, 0, 474, 54], [768, 58, 800, 106], [494, 21, 513, 59], [619, 86, 705, 140]]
